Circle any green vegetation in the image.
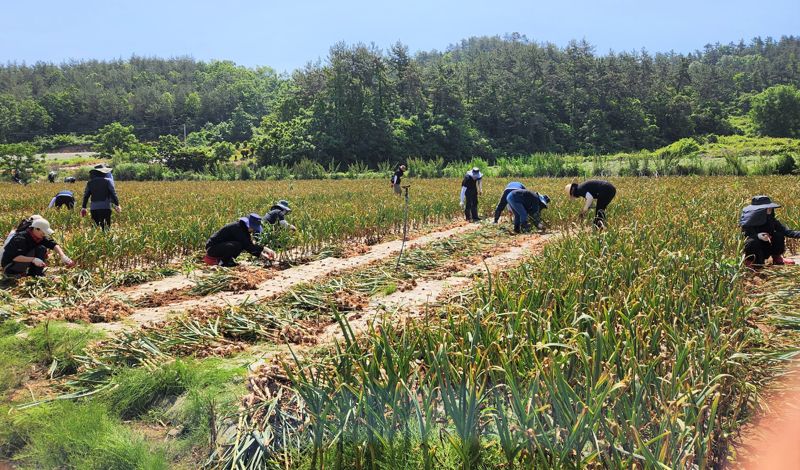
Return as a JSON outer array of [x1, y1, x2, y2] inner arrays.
[[1, 36, 799, 165]]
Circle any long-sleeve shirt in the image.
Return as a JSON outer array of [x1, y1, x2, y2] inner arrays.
[[493, 182, 525, 222], [507, 189, 545, 226], [460, 173, 483, 204], [742, 214, 800, 239], [391, 169, 404, 185], [264, 207, 290, 228], [82, 176, 119, 210], [206, 221, 264, 257]]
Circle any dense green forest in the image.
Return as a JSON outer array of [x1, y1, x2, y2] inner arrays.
[[1, 35, 799, 166]]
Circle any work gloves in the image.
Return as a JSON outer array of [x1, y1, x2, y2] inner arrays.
[[757, 232, 772, 243], [61, 255, 75, 268], [261, 248, 276, 261], [32, 258, 46, 268]]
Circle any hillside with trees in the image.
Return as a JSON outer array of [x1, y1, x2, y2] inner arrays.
[[1, 35, 799, 167]]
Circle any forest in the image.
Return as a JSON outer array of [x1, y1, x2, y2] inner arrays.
[[1, 35, 799, 166]]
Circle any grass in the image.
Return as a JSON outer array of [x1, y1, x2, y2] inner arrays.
[[0, 401, 168, 469], [0, 320, 101, 397]]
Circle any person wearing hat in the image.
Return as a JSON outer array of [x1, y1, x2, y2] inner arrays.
[[1, 216, 75, 277], [493, 181, 526, 224], [47, 170, 58, 183], [263, 200, 296, 231], [204, 214, 276, 267], [565, 180, 617, 228], [80, 165, 120, 229], [460, 167, 484, 222], [740, 195, 800, 267], [391, 164, 407, 196], [505, 189, 550, 233], [48, 190, 76, 210]]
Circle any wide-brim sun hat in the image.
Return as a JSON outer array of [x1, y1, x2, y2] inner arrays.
[[276, 200, 291, 212], [239, 213, 263, 234], [743, 195, 781, 212], [538, 193, 550, 208], [564, 183, 576, 196]]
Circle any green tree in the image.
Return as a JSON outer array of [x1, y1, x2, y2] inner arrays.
[[750, 85, 800, 137], [94, 122, 138, 155], [0, 143, 46, 182]]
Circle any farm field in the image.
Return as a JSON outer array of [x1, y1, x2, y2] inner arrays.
[[0, 176, 799, 469]]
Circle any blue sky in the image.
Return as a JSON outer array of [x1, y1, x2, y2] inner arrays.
[[1, 0, 797, 73]]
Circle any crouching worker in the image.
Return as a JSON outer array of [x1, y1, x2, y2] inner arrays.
[[204, 214, 276, 267], [506, 189, 550, 233], [740, 195, 800, 268], [48, 190, 75, 209], [493, 181, 525, 224], [1, 216, 75, 277], [263, 200, 296, 231]]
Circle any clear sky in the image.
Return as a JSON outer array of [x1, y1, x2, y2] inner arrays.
[[1, 0, 797, 73]]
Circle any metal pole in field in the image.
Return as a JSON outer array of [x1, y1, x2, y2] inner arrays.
[[396, 185, 411, 269]]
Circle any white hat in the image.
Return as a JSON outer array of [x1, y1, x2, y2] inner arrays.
[[31, 218, 54, 236]]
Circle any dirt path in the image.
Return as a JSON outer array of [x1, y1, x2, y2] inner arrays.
[[247, 231, 556, 368], [98, 222, 482, 332], [729, 365, 800, 469]]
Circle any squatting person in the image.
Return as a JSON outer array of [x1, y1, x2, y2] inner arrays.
[[1, 216, 75, 277], [506, 189, 550, 233], [493, 181, 526, 224], [565, 179, 617, 228], [48, 190, 75, 210], [204, 213, 276, 267], [460, 167, 483, 222], [740, 195, 800, 268], [81, 166, 121, 229]]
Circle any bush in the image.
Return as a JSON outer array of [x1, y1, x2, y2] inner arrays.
[[291, 158, 326, 179], [774, 153, 797, 175]]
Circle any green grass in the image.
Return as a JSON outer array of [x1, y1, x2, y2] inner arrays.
[[0, 321, 101, 397], [0, 401, 168, 469]]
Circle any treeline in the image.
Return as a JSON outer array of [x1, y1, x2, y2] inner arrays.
[[1, 35, 799, 164]]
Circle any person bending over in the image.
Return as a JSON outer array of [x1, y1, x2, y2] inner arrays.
[[506, 189, 550, 233], [493, 181, 525, 223], [565, 180, 617, 228], [204, 213, 276, 267]]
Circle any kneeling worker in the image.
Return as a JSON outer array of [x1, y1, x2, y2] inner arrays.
[[1, 216, 75, 277], [506, 189, 550, 233], [204, 214, 276, 267], [48, 190, 75, 210], [740, 195, 800, 268]]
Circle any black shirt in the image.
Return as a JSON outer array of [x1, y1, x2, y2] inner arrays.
[[1, 230, 57, 267], [461, 175, 479, 196], [82, 175, 119, 210], [206, 221, 263, 256], [391, 169, 404, 185], [574, 180, 616, 200], [264, 207, 286, 225], [742, 213, 800, 239]]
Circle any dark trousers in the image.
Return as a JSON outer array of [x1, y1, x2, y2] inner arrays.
[[464, 194, 479, 221], [593, 188, 616, 228], [3, 246, 46, 277], [207, 242, 243, 263], [744, 232, 786, 265], [91, 209, 112, 230], [55, 196, 75, 209]]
